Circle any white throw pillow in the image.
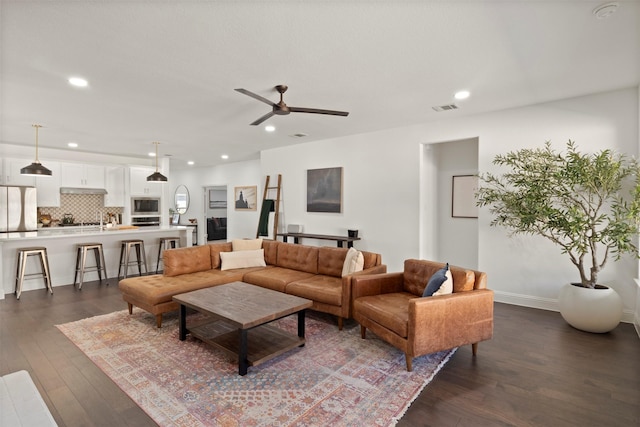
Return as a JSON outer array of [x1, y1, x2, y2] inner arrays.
[[232, 238, 263, 251], [341, 247, 365, 277], [433, 268, 453, 296], [220, 249, 266, 270]]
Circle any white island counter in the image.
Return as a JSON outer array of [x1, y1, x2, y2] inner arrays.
[[0, 225, 191, 300]]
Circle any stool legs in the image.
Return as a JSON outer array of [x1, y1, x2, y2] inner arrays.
[[156, 238, 179, 273], [15, 247, 53, 300], [118, 240, 148, 279], [74, 244, 108, 290]]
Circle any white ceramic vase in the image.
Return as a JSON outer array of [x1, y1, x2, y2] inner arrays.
[[558, 283, 623, 333]]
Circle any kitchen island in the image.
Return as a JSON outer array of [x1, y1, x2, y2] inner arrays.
[[0, 225, 192, 300]]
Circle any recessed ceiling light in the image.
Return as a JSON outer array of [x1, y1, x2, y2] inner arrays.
[[593, 2, 618, 19], [148, 152, 156, 157], [68, 77, 88, 87], [67, 142, 78, 148], [265, 125, 276, 132], [454, 90, 470, 100], [187, 161, 194, 165], [221, 154, 229, 160]]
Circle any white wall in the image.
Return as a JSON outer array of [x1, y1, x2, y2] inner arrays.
[[260, 87, 639, 322], [171, 160, 261, 244]]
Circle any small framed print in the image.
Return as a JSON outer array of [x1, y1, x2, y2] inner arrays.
[[452, 175, 478, 218], [171, 213, 180, 225], [234, 186, 257, 211]]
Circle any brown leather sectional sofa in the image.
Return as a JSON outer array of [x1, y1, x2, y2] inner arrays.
[[118, 239, 386, 328]]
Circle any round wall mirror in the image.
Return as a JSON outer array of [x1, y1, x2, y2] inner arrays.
[[174, 185, 190, 215]]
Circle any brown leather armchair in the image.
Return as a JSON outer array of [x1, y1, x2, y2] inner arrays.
[[352, 259, 494, 371]]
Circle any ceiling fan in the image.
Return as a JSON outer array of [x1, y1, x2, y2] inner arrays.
[[235, 84, 349, 126]]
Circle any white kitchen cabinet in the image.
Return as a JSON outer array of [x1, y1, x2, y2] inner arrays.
[[3, 158, 36, 186], [104, 166, 125, 207], [61, 163, 105, 188], [129, 166, 163, 196], [36, 161, 61, 207]]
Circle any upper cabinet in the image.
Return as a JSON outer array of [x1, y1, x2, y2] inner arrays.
[[36, 161, 61, 207], [129, 166, 163, 197], [2, 158, 36, 186], [104, 166, 125, 207], [60, 163, 105, 188]]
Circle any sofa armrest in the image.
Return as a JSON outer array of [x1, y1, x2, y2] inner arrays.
[[352, 272, 404, 300], [408, 289, 494, 354]]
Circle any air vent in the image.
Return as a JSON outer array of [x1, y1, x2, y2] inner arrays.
[[432, 104, 458, 112]]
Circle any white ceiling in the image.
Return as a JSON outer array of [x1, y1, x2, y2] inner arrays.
[[2, 1, 639, 169]]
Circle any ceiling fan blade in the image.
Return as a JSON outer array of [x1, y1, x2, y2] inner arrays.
[[250, 111, 276, 126], [289, 106, 349, 117], [235, 88, 277, 107]]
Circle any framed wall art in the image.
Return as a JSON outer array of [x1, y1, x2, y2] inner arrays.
[[452, 175, 478, 218], [208, 189, 227, 209], [234, 186, 257, 211], [307, 167, 343, 213]]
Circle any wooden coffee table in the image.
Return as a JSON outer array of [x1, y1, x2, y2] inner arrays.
[[173, 281, 313, 376]]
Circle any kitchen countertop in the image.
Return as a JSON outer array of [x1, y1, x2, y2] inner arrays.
[[0, 225, 189, 241]]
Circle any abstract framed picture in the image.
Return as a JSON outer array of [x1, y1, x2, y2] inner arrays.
[[452, 175, 478, 218], [307, 167, 343, 213], [234, 186, 257, 211]]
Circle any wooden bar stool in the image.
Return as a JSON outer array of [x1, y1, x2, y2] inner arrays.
[[118, 239, 148, 279], [15, 247, 53, 299], [156, 237, 180, 273], [74, 242, 108, 290]]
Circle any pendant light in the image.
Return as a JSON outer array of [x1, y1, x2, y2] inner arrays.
[[21, 124, 52, 176], [147, 141, 167, 182]]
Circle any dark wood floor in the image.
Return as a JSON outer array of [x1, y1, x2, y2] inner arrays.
[[1, 282, 638, 427]]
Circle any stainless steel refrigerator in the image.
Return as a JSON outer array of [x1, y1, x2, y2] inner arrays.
[[0, 186, 38, 232]]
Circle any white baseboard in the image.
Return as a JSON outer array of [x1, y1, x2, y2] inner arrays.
[[494, 290, 636, 325]]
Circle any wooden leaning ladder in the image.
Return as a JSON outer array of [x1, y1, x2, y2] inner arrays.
[[257, 174, 282, 238]]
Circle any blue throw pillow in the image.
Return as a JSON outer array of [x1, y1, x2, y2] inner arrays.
[[422, 263, 450, 297]]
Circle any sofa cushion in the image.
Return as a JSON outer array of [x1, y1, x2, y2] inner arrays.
[[286, 275, 343, 306], [163, 245, 212, 277], [208, 242, 233, 269], [317, 246, 347, 277], [220, 249, 266, 270], [422, 263, 453, 297], [262, 239, 279, 265], [402, 259, 475, 296], [276, 243, 318, 274], [341, 247, 364, 277], [232, 238, 263, 251], [119, 270, 245, 305], [353, 292, 415, 338], [243, 267, 315, 292]]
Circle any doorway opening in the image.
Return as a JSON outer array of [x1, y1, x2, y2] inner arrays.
[[204, 185, 228, 241]]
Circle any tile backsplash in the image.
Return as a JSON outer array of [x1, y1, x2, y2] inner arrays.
[[39, 194, 123, 224]]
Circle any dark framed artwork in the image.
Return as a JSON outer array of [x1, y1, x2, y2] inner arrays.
[[452, 175, 478, 218], [307, 167, 343, 213], [234, 186, 257, 211]]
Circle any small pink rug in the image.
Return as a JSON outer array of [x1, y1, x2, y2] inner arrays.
[[57, 309, 455, 427]]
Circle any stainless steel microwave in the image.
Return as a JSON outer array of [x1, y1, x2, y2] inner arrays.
[[131, 197, 160, 216]]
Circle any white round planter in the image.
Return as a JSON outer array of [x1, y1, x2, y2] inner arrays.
[[558, 283, 623, 333]]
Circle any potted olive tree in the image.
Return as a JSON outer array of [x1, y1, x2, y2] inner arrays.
[[476, 141, 640, 332]]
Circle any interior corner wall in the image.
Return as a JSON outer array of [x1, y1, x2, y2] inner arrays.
[[258, 87, 638, 321], [429, 138, 478, 268]]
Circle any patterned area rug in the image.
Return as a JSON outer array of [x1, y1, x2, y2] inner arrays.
[[57, 309, 455, 427]]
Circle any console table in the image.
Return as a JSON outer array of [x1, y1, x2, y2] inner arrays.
[[277, 232, 361, 248]]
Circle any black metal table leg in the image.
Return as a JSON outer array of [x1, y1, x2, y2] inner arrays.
[[298, 309, 306, 347], [239, 329, 249, 376], [178, 304, 187, 340]]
